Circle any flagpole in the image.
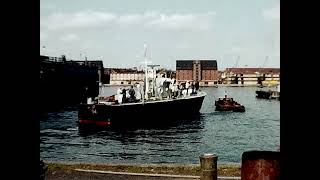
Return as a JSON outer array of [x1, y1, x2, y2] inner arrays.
[[139, 44, 152, 104], [143, 44, 147, 103]]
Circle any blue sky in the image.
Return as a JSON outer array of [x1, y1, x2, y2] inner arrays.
[[40, 0, 280, 70]]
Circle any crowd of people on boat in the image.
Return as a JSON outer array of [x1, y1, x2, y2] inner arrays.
[[154, 76, 199, 99], [114, 77, 200, 104]]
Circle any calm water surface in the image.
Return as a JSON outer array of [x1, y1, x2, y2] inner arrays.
[[40, 86, 280, 164]]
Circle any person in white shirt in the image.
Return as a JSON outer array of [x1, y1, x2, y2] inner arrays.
[[155, 76, 162, 99], [135, 83, 141, 101], [173, 79, 178, 98], [185, 81, 190, 95], [115, 87, 122, 103], [169, 78, 174, 99]]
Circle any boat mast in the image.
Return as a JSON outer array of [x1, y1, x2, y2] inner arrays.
[[143, 44, 148, 103], [141, 44, 155, 103]]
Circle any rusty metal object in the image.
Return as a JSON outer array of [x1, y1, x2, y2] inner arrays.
[[199, 153, 218, 180], [241, 151, 280, 180]]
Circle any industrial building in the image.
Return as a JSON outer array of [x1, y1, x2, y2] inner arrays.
[[221, 68, 280, 85], [104, 68, 145, 85]]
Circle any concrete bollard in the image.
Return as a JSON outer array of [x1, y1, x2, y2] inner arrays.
[[199, 153, 218, 180], [241, 151, 280, 180]]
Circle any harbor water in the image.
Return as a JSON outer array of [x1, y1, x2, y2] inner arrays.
[[40, 86, 280, 164]]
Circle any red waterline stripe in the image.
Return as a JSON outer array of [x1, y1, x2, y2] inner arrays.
[[79, 120, 111, 126]]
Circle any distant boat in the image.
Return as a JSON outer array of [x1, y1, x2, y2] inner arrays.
[[78, 45, 207, 126], [256, 84, 280, 100]]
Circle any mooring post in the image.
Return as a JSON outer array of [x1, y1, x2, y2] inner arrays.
[[199, 153, 218, 180]]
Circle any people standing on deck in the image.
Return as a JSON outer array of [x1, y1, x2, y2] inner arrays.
[[191, 82, 195, 94], [122, 88, 127, 103], [128, 85, 136, 102], [161, 75, 167, 99], [115, 87, 122, 104], [169, 78, 174, 99], [135, 83, 141, 101], [156, 75, 165, 100], [81, 86, 89, 104], [126, 87, 130, 99], [182, 82, 188, 97], [195, 81, 200, 92], [173, 79, 178, 98], [185, 81, 190, 95], [155, 75, 161, 98], [223, 91, 228, 102], [117, 87, 122, 95], [178, 82, 184, 97]]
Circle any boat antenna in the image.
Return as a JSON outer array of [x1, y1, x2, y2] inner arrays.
[[143, 44, 147, 103], [142, 44, 151, 103]]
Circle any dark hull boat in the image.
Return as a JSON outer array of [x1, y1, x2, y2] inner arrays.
[[256, 90, 272, 99], [78, 92, 206, 127], [78, 45, 207, 127], [256, 84, 280, 100], [256, 89, 280, 100], [215, 97, 245, 112]]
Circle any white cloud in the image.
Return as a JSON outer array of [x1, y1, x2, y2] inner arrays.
[[263, 4, 280, 20], [41, 11, 116, 30], [41, 11, 216, 31], [146, 12, 215, 30], [60, 33, 79, 42], [117, 14, 143, 25]]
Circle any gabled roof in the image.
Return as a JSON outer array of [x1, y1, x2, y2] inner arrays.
[[176, 60, 218, 70], [225, 68, 280, 74], [105, 68, 144, 74]]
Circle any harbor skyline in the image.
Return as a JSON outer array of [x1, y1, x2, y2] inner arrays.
[[40, 0, 279, 71]]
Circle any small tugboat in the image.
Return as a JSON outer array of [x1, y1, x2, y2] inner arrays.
[[215, 93, 245, 112]]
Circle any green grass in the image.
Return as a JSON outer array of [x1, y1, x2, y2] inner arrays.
[[46, 163, 241, 177]]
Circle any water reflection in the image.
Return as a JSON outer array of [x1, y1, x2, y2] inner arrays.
[[78, 113, 205, 138]]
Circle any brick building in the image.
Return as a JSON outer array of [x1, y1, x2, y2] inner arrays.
[[176, 60, 219, 86]]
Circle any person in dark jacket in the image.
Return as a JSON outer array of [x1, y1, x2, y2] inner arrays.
[[195, 81, 200, 91], [81, 86, 89, 104], [191, 82, 195, 94], [128, 85, 136, 102], [122, 88, 127, 103]]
